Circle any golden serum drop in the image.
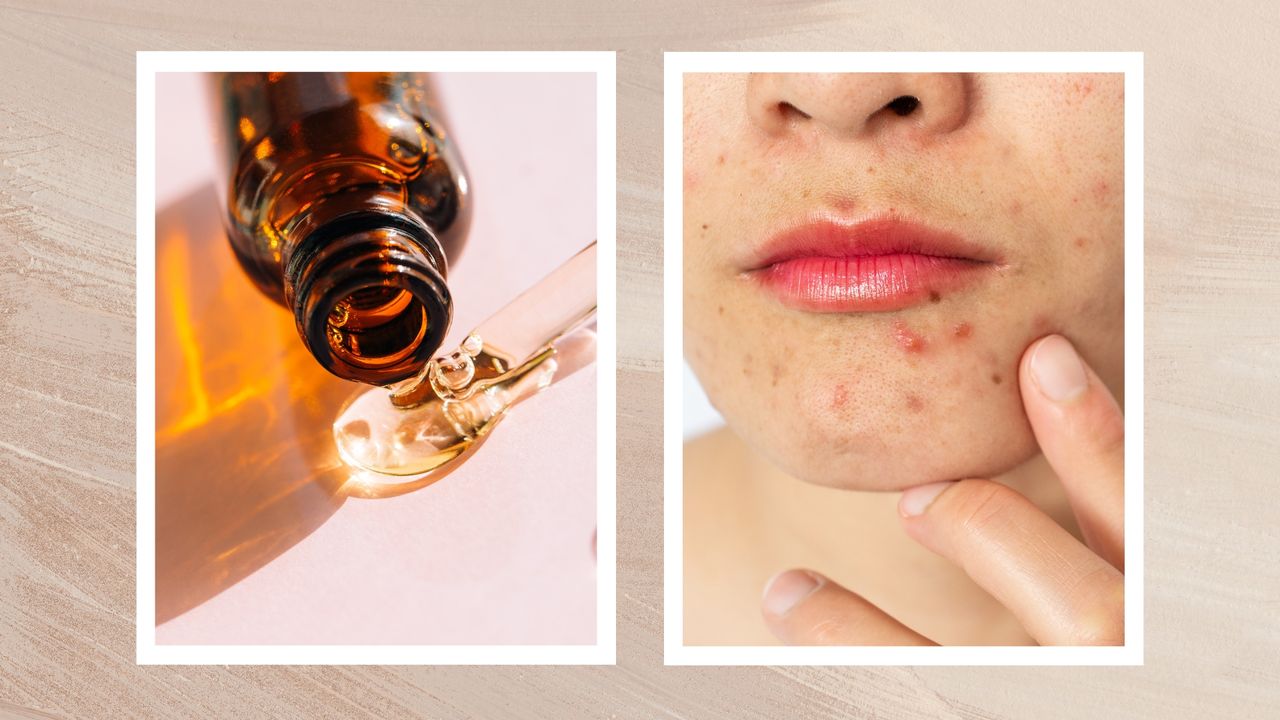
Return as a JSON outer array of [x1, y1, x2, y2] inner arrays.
[[334, 242, 597, 486], [211, 72, 472, 385]]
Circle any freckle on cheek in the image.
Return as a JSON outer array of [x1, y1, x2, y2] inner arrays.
[[717, 154, 725, 165], [906, 394, 924, 412], [770, 363, 782, 387], [991, 373, 1002, 385], [717, 305, 724, 315], [893, 320, 926, 353], [702, 223, 709, 231], [1074, 236, 1087, 248], [928, 290, 941, 303]]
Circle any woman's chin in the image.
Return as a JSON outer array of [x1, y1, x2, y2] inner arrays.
[[747, 417, 1041, 493]]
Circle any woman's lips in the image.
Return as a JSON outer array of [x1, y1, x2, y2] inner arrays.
[[744, 217, 1001, 312]]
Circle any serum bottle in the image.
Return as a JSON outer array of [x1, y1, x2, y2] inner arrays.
[[211, 71, 472, 385]]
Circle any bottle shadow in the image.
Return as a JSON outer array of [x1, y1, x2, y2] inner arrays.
[[154, 185, 356, 626]]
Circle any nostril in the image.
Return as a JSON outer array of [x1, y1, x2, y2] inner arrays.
[[777, 101, 811, 121], [885, 95, 920, 117]]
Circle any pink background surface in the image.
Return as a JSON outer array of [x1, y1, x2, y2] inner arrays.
[[153, 72, 598, 644]]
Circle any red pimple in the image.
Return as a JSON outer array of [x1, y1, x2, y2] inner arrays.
[[832, 383, 849, 409], [906, 394, 925, 412], [1009, 199, 1023, 216], [953, 322, 973, 339], [893, 320, 926, 353], [1074, 235, 1087, 248], [1092, 179, 1110, 204]]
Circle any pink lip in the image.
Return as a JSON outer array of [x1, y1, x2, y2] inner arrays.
[[744, 217, 1001, 312]]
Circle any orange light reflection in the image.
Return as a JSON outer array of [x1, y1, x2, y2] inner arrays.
[[155, 185, 356, 626]]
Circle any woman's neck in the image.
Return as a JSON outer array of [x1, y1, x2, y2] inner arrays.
[[735, 429, 1073, 644]]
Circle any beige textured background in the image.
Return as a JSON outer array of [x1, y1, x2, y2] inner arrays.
[[0, 1, 1276, 717]]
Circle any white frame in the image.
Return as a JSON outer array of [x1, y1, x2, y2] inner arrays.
[[136, 51, 617, 665], [663, 52, 1144, 666]]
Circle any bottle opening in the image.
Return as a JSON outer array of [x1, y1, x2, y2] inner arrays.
[[326, 286, 429, 369], [288, 214, 452, 385]]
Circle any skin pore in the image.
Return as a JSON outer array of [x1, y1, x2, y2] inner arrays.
[[683, 73, 1124, 644]]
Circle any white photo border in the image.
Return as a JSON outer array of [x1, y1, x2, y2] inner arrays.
[[663, 52, 1144, 666], [136, 51, 617, 666]]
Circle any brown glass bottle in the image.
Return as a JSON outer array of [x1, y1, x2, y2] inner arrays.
[[211, 72, 472, 385]]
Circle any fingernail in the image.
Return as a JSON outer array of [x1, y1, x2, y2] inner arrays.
[[899, 481, 954, 517], [1030, 335, 1089, 402], [762, 570, 822, 616]]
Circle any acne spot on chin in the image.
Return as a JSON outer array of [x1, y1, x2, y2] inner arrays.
[[892, 321, 926, 353], [1092, 179, 1111, 204], [832, 384, 849, 409], [742, 353, 754, 378], [952, 322, 972, 340], [906, 394, 925, 412], [770, 362, 782, 387], [1074, 235, 1088, 249]]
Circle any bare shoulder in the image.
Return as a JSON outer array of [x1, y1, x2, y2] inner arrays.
[[682, 427, 774, 644], [683, 426, 752, 518], [684, 426, 747, 485]]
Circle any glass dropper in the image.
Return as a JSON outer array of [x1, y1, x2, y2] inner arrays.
[[333, 241, 597, 493]]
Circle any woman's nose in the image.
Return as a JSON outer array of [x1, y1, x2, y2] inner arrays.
[[746, 73, 971, 139]]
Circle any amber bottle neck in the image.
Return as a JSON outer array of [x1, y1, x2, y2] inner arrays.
[[284, 211, 452, 385]]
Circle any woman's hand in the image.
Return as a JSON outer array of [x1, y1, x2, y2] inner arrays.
[[761, 334, 1125, 646]]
